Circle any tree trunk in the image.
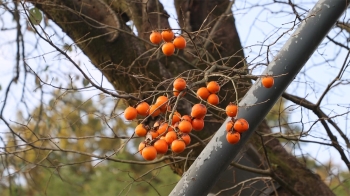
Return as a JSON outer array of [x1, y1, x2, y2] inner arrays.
[[29, 0, 334, 195]]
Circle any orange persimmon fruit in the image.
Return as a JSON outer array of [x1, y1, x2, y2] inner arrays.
[[234, 118, 249, 133], [196, 87, 210, 100], [142, 146, 157, 160], [206, 81, 220, 94], [165, 131, 177, 145], [124, 106, 137, 120], [135, 123, 148, 137], [172, 111, 181, 125], [178, 120, 192, 133], [262, 76, 274, 88], [226, 121, 234, 132], [191, 104, 207, 119], [173, 78, 186, 91], [156, 95, 168, 110], [173, 36, 186, 49], [138, 141, 146, 155], [180, 133, 191, 146], [171, 139, 186, 153], [136, 102, 150, 116], [173, 88, 186, 97], [226, 132, 240, 144], [162, 42, 175, 56], [161, 29, 174, 42], [149, 104, 161, 117], [149, 130, 159, 139], [181, 115, 192, 123], [154, 139, 168, 154], [225, 103, 238, 117], [192, 118, 204, 131], [157, 122, 173, 136], [207, 94, 219, 105], [150, 31, 162, 44]]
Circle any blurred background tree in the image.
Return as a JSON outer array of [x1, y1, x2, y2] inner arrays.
[[0, 90, 179, 195]]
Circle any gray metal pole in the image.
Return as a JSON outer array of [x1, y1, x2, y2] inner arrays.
[[171, 0, 350, 195]]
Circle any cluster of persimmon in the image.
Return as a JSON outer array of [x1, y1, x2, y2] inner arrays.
[[123, 75, 254, 160], [224, 103, 250, 144], [221, 74, 273, 144], [149, 29, 187, 56], [222, 75, 272, 145], [123, 77, 210, 161], [196, 81, 220, 105], [137, 103, 206, 161]]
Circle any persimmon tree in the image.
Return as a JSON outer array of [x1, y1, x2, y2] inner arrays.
[[0, 0, 349, 195]]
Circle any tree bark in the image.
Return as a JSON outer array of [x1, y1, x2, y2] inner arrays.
[[29, 0, 334, 195]]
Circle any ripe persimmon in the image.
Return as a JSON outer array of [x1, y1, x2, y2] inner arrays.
[[226, 103, 238, 117], [149, 31, 162, 44], [207, 81, 220, 94], [173, 78, 186, 91], [173, 88, 186, 97], [149, 130, 159, 139], [124, 106, 137, 120], [156, 96, 168, 113], [162, 42, 175, 56], [178, 120, 192, 133], [226, 121, 234, 132], [262, 76, 274, 88], [173, 36, 186, 49], [156, 96, 168, 108], [207, 94, 219, 105], [192, 118, 204, 131], [171, 139, 186, 153], [197, 87, 210, 100], [234, 118, 249, 133], [161, 29, 174, 42], [154, 139, 168, 154], [157, 123, 167, 135], [136, 102, 150, 116], [157, 122, 173, 135], [181, 115, 192, 123], [142, 146, 157, 160], [226, 132, 240, 144], [172, 111, 181, 125], [135, 124, 148, 137], [160, 104, 171, 113], [149, 105, 161, 117], [138, 141, 146, 155], [181, 133, 191, 145], [191, 104, 207, 119], [165, 131, 177, 144]]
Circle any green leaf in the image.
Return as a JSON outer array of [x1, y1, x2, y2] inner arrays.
[[29, 7, 42, 25]]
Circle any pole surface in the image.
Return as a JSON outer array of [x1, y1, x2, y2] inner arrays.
[[170, 0, 350, 195]]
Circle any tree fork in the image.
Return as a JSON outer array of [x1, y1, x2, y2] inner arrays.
[[171, 0, 350, 195]]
